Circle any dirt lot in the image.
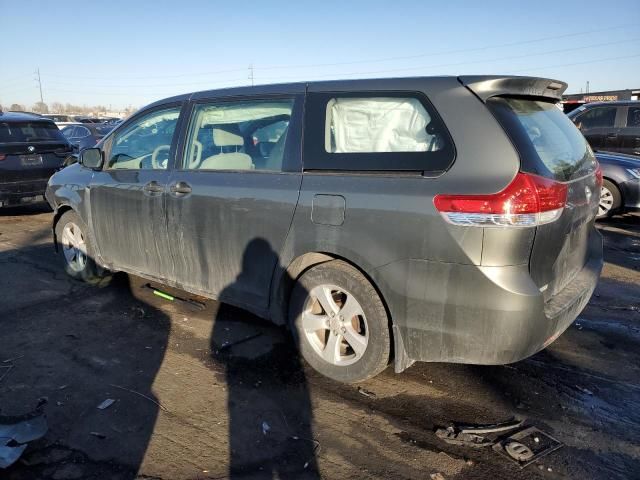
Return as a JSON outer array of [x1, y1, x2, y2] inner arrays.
[[0, 204, 639, 480]]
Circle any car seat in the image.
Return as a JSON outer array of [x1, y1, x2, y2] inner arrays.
[[199, 128, 254, 170]]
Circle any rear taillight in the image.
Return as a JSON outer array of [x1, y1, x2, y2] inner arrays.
[[433, 172, 568, 227], [595, 163, 603, 189], [0, 154, 5, 161]]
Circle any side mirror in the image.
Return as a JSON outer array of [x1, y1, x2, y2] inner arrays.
[[80, 148, 103, 170]]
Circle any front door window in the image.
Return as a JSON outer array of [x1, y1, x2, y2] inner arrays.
[[108, 108, 181, 170]]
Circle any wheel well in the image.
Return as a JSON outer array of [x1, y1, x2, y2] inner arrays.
[[271, 251, 395, 359], [602, 177, 623, 202], [52, 205, 73, 251]]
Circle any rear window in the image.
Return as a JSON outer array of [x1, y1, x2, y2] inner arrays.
[[487, 97, 596, 181], [0, 121, 67, 143]]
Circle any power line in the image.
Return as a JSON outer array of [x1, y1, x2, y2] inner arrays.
[[30, 22, 636, 82], [39, 52, 640, 101], [510, 53, 640, 74], [255, 37, 640, 82], [31, 37, 639, 91], [257, 23, 638, 71]]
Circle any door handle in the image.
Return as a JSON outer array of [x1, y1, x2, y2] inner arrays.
[[143, 181, 164, 194], [169, 181, 192, 196], [606, 133, 618, 138]]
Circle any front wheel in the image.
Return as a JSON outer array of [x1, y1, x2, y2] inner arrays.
[[55, 210, 110, 285], [289, 260, 391, 383]]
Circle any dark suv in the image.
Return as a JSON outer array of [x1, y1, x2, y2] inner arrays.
[[1, 111, 73, 208], [46, 76, 603, 383], [568, 101, 640, 156]]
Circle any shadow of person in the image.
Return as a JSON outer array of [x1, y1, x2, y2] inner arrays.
[[211, 238, 320, 479]]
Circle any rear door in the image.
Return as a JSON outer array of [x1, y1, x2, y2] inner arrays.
[[88, 104, 183, 279], [620, 105, 640, 156], [487, 97, 600, 299], [573, 105, 619, 151], [165, 93, 304, 312], [0, 120, 71, 183]]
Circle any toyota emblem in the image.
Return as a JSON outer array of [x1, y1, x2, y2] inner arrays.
[[27, 146, 35, 153]]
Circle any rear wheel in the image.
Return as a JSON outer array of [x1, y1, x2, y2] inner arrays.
[[597, 179, 621, 219], [289, 260, 391, 383], [55, 210, 110, 285]]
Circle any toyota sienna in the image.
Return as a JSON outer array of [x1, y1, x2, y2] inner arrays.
[[46, 76, 603, 383]]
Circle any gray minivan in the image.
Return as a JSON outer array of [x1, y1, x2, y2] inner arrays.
[[46, 76, 603, 383]]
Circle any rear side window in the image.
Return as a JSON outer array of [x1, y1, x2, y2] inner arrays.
[[325, 98, 444, 153], [304, 92, 454, 172], [576, 106, 617, 129], [183, 98, 296, 172], [0, 121, 67, 143], [487, 97, 596, 182]]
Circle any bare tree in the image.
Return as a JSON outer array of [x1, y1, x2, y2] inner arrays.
[[32, 102, 49, 114], [10, 103, 26, 111], [50, 102, 64, 114]]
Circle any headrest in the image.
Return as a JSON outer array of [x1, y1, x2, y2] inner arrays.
[[213, 128, 243, 147]]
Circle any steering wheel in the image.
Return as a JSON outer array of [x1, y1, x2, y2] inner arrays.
[[151, 145, 171, 169]]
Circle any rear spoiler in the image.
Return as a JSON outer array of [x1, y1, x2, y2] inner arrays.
[[458, 76, 567, 102]]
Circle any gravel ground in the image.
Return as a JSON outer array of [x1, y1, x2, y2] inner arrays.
[[0, 204, 638, 480]]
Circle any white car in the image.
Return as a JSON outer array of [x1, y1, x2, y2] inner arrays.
[[40, 114, 76, 129]]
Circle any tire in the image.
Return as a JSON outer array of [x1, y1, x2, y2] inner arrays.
[[55, 210, 110, 285], [289, 260, 391, 383], [597, 179, 622, 219]]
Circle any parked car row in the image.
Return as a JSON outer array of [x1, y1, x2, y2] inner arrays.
[[45, 75, 606, 383]]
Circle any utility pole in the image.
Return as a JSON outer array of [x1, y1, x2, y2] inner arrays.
[[586, 81, 590, 94], [248, 64, 254, 87], [34, 68, 44, 104]]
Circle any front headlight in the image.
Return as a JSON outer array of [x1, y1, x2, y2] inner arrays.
[[626, 168, 640, 179]]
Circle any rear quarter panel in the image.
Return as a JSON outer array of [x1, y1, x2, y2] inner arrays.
[[279, 77, 522, 332]]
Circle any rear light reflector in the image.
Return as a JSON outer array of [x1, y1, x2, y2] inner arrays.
[[595, 163, 603, 189], [0, 154, 5, 161], [433, 172, 567, 227]]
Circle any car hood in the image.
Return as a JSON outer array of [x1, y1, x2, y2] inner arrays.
[[595, 151, 640, 169]]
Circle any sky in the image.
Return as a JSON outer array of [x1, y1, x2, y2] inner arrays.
[[1, 0, 639, 111]]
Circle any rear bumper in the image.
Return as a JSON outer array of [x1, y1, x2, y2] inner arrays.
[[620, 178, 640, 211], [376, 227, 603, 369], [0, 179, 48, 206]]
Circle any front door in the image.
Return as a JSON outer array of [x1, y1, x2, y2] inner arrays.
[[88, 104, 183, 279], [165, 95, 303, 312]]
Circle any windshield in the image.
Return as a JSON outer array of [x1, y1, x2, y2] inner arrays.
[[0, 121, 67, 143], [488, 97, 596, 181]]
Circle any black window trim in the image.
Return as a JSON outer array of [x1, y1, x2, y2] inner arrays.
[[302, 90, 456, 174], [174, 93, 304, 174]]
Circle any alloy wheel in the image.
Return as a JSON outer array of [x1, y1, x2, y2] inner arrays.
[[598, 185, 614, 217], [61, 222, 88, 272], [301, 285, 369, 366]]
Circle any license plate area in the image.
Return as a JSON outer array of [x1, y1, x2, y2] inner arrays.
[[20, 154, 43, 166]]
